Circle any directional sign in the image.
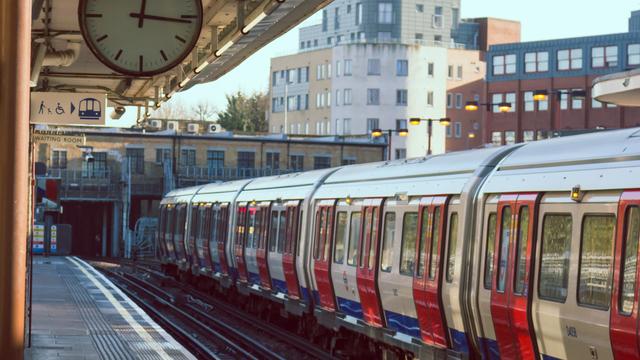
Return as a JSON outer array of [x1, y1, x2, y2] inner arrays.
[[30, 92, 107, 126]]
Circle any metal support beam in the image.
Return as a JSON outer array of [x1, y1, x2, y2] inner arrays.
[[0, 0, 31, 357]]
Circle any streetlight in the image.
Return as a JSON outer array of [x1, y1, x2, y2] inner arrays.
[[408, 117, 451, 155], [532, 89, 586, 102], [371, 128, 409, 160], [464, 101, 512, 113]]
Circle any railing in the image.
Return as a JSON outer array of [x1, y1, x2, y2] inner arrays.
[[48, 169, 118, 200], [176, 167, 301, 187]]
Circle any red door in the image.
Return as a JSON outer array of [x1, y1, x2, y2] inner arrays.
[[255, 206, 271, 289], [234, 205, 248, 282], [313, 205, 337, 310], [413, 196, 449, 347], [217, 206, 230, 275], [490, 193, 540, 360], [611, 191, 640, 358], [356, 199, 385, 327], [283, 203, 301, 298]]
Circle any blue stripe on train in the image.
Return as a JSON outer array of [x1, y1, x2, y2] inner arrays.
[[300, 287, 311, 303], [478, 337, 500, 360], [450, 328, 470, 355], [542, 355, 562, 360], [313, 290, 321, 305], [248, 272, 261, 285], [337, 297, 363, 319], [271, 278, 288, 294], [384, 310, 421, 338]]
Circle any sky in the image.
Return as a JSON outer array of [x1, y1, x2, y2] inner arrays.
[[110, 0, 640, 127]]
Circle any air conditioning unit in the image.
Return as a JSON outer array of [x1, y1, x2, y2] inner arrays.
[[208, 123, 220, 133], [167, 121, 179, 131], [187, 123, 199, 133], [150, 120, 162, 129]]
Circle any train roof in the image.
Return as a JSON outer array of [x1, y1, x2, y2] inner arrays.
[[197, 179, 252, 195], [161, 185, 204, 204], [482, 128, 640, 193], [314, 147, 510, 199], [236, 168, 337, 202]]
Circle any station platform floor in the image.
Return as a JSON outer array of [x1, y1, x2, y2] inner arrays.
[[24, 256, 195, 360]]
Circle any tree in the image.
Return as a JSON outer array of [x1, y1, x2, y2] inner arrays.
[[191, 100, 216, 121], [152, 99, 188, 119], [217, 91, 268, 132]]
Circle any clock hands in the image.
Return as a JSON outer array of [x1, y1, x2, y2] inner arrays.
[[137, 0, 147, 28], [130, 13, 193, 24]]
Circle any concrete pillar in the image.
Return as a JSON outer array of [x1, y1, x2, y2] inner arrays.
[[101, 205, 108, 257], [0, 0, 31, 357], [112, 202, 121, 257]]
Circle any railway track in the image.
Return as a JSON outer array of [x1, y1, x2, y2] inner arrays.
[[95, 260, 335, 360]]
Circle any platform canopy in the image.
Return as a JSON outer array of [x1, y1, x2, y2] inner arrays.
[[593, 68, 640, 107], [31, 0, 329, 110]]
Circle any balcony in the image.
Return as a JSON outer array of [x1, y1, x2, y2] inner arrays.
[[176, 167, 300, 188], [48, 169, 118, 201]]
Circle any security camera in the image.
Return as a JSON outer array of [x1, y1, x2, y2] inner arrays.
[[85, 153, 94, 162], [110, 106, 126, 120]]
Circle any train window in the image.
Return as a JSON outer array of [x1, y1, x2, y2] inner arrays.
[[334, 212, 348, 264], [428, 207, 442, 280], [360, 209, 373, 267], [417, 208, 429, 278], [514, 207, 530, 295], [380, 212, 395, 272], [496, 207, 511, 291], [347, 212, 362, 266], [279, 211, 287, 254], [620, 206, 640, 315], [210, 209, 219, 245], [368, 208, 379, 270], [483, 213, 497, 290], [446, 212, 459, 283], [539, 214, 572, 302], [247, 209, 256, 248], [578, 214, 616, 309], [297, 210, 304, 257], [400, 212, 418, 276], [270, 211, 279, 253]]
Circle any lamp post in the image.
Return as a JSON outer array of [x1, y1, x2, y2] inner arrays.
[[408, 117, 451, 155], [464, 100, 512, 113], [371, 128, 409, 160]]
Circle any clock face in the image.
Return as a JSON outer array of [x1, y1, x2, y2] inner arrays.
[[79, 0, 203, 76]]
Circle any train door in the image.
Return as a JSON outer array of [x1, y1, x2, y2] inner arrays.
[[234, 204, 249, 282], [157, 205, 167, 260], [490, 193, 539, 359], [217, 205, 230, 275], [187, 204, 199, 272], [268, 204, 288, 294], [313, 200, 337, 310], [174, 204, 188, 266], [256, 204, 271, 289], [477, 195, 500, 359], [244, 205, 262, 285], [164, 206, 177, 262], [283, 201, 302, 298], [413, 196, 449, 348], [611, 191, 640, 359], [196, 204, 213, 273], [356, 199, 385, 327]]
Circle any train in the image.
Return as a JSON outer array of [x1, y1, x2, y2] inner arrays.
[[158, 128, 640, 359]]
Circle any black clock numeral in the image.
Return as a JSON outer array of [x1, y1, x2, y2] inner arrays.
[[114, 49, 123, 61], [181, 15, 197, 19], [139, 55, 144, 73], [175, 35, 186, 43], [85, 13, 103, 18], [160, 50, 168, 62], [96, 34, 108, 42]]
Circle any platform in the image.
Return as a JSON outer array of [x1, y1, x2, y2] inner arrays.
[[24, 256, 195, 360]]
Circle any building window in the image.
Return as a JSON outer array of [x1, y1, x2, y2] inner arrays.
[[347, 4, 351, 13], [344, 88, 352, 105], [126, 148, 145, 174], [592, 46, 618, 68], [505, 131, 516, 145], [416, 3, 423, 12], [456, 65, 463, 79], [300, 42, 305, 49], [592, 98, 603, 108], [367, 118, 379, 132], [342, 158, 356, 165], [327, 37, 332, 45], [433, 6, 443, 28], [446, 125, 452, 138], [378, 32, 392, 41], [396, 119, 407, 130], [368, 59, 381, 75], [629, 44, 640, 66], [447, 65, 453, 78], [447, 93, 452, 108], [455, 93, 463, 109], [326, 90, 331, 106], [572, 89, 583, 109], [524, 91, 534, 112], [493, 54, 516, 75], [336, 89, 341, 106], [155, 148, 171, 164], [265, 152, 280, 170], [396, 60, 408, 76], [427, 62, 434, 77], [290, 155, 304, 171], [491, 131, 502, 146], [523, 130, 535, 142], [505, 93, 516, 112], [427, 91, 434, 107], [343, 118, 351, 134], [313, 156, 331, 169], [355, 3, 362, 25], [344, 59, 352, 76], [51, 150, 67, 169], [367, 88, 380, 105], [322, 9, 328, 31], [524, 51, 549, 73], [237, 151, 255, 170], [454, 122, 462, 138], [415, 33, 423, 40], [336, 61, 342, 77], [378, 3, 393, 24], [558, 48, 583, 70], [434, 35, 442, 44], [179, 149, 196, 167], [301, 66, 309, 82], [396, 89, 408, 106], [559, 90, 569, 110], [207, 150, 224, 169], [334, 8, 340, 30], [82, 152, 107, 178], [395, 148, 406, 159]]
